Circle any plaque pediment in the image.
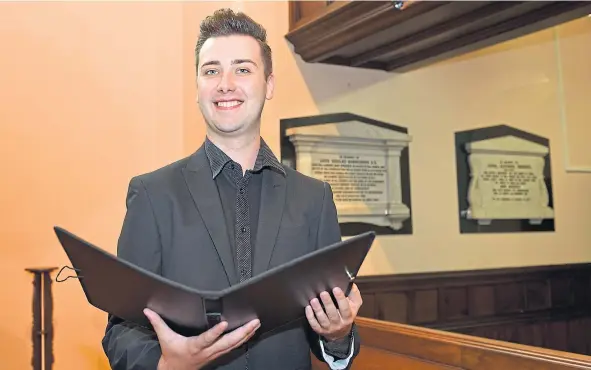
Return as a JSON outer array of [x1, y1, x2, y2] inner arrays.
[[466, 135, 549, 156], [286, 121, 411, 142]]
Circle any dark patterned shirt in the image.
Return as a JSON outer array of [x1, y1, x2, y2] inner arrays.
[[204, 136, 285, 281]]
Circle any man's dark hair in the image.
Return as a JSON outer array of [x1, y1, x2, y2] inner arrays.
[[195, 8, 273, 80]]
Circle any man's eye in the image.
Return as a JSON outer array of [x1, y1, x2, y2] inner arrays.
[[205, 69, 217, 75], [237, 68, 250, 74]]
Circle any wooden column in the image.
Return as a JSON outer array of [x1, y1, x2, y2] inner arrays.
[[25, 267, 57, 370]]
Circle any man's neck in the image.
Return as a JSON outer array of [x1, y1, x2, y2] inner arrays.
[[207, 131, 260, 174]]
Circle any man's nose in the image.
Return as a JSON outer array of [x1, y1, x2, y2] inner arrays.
[[217, 72, 236, 93]]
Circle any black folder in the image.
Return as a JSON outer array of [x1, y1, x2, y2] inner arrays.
[[53, 226, 375, 337]]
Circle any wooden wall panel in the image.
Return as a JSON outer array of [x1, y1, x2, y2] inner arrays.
[[468, 285, 495, 316], [378, 292, 408, 322], [413, 289, 438, 323]]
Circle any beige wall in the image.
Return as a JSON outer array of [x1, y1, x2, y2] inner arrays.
[[312, 17, 591, 276], [0, 2, 186, 368], [0, 2, 589, 369]]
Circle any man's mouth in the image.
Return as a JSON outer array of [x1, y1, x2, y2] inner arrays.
[[215, 100, 243, 110]]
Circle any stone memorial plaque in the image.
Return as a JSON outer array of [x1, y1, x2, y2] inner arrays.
[[310, 153, 387, 205], [456, 125, 555, 233], [465, 136, 554, 225], [280, 113, 413, 235]]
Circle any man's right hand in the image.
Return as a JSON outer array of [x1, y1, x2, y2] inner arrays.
[[144, 308, 260, 370]]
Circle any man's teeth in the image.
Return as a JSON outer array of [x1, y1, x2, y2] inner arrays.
[[216, 101, 241, 108]]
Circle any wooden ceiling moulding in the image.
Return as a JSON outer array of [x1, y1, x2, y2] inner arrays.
[[285, 1, 591, 73]]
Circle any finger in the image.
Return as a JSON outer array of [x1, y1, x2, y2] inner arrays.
[[310, 298, 331, 328], [206, 319, 260, 357], [217, 321, 260, 356], [333, 287, 352, 320], [190, 320, 229, 350], [209, 319, 260, 356], [305, 305, 324, 334], [144, 308, 176, 343], [319, 291, 341, 324]]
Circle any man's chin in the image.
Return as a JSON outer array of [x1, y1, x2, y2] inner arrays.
[[210, 123, 245, 136], [204, 114, 259, 137]]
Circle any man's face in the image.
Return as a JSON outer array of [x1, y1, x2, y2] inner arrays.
[[197, 35, 274, 137]]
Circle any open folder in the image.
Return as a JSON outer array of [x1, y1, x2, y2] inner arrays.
[[53, 226, 375, 337]]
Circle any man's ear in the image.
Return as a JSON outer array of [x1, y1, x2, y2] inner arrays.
[[265, 73, 275, 100]]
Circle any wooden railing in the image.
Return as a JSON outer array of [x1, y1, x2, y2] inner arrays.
[[354, 263, 591, 355], [313, 317, 591, 369]]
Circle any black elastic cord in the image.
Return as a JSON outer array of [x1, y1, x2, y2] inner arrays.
[[55, 265, 83, 282]]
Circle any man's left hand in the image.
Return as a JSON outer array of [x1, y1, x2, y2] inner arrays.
[[305, 283, 363, 342]]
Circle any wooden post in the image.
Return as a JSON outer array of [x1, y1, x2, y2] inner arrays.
[[26, 267, 58, 370]]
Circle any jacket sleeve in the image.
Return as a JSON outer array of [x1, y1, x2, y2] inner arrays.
[[101, 177, 163, 370], [306, 182, 361, 369]]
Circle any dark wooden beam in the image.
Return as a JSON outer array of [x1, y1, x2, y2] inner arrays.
[[385, 1, 591, 72], [286, 1, 591, 73]]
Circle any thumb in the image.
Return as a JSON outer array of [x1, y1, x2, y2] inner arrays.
[[348, 284, 362, 306], [144, 308, 175, 342]]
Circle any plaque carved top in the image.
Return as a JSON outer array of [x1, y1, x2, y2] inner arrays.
[[286, 120, 411, 142], [466, 135, 549, 156]]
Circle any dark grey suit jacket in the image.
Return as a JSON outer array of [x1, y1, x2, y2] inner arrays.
[[102, 144, 361, 370]]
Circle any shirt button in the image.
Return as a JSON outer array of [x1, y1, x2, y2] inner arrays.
[[230, 164, 235, 170], [241, 226, 247, 233], [239, 188, 245, 194]]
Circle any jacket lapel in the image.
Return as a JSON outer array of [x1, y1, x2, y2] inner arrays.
[[253, 169, 287, 276], [181, 147, 238, 286]]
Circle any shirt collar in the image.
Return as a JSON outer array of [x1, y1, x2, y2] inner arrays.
[[204, 136, 286, 179]]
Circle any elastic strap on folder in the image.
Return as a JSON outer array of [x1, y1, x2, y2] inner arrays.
[[206, 312, 222, 328], [204, 299, 223, 328]]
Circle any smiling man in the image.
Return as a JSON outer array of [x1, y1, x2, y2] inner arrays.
[[102, 8, 362, 370]]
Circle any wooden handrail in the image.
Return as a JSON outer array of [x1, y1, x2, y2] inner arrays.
[[357, 317, 591, 368], [314, 317, 591, 369]]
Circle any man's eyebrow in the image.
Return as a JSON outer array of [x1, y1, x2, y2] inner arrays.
[[200, 60, 221, 68], [200, 59, 258, 70], [232, 59, 257, 67]]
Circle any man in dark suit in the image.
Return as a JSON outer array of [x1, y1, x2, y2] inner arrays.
[[102, 8, 363, 370]]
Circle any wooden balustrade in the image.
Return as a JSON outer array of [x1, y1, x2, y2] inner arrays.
[[354, 263, 591, 355], [313, 317, 591, 369]]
